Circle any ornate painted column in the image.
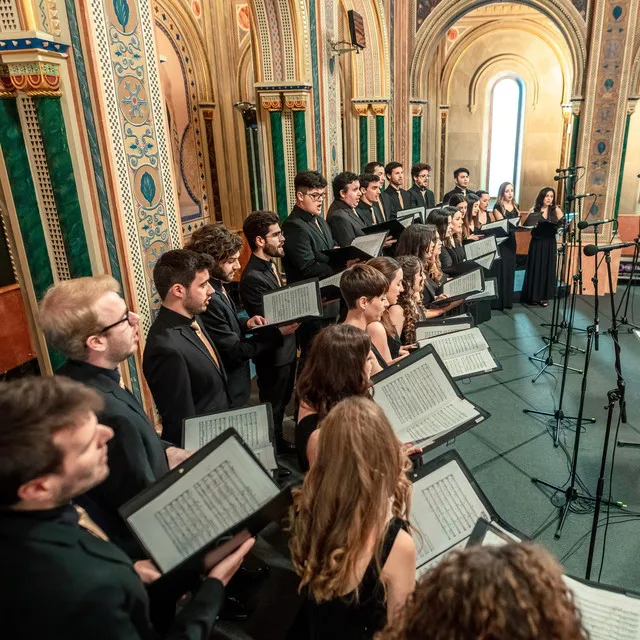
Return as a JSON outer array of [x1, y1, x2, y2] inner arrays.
[[567, 100, 582, 203], [411, 102, 425, 165], [614, 99, 638, 217], [372, 103, 386, 166], [439, 105, 449, 199], [354, 102, 369, 172], [261, 92, 288, 221], [579, 0, 640, 219], [284, 92, 308, 173]]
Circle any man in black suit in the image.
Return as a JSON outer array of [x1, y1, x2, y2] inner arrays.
[[240, 211, 299, 453], [356, 173, 386, 225], [384, 161, 411, 218], [0, 375, 253, 639], [326, 171, 367, 247], [443, 167, 471, 203], [364, 161, 392, 221], [143, 249, 231, 446], [186, 224, 295, 409], [408, 162, 436, 210], [38, 275, 189, 554]]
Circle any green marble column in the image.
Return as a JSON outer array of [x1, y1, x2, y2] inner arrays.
[[375, 115, 385, 165], [614, 112, 632, 218], [34, 96, 92, 278], [293, 110, 308, 172], [0, 99, 54, 300], [567, 112, 580, 202], [359, 115, 368, 172], [412, 115, 422, 165], [270, 110, 288, 222]]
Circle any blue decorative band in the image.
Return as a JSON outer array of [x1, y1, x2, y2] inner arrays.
[[0, 38, 70, 53]]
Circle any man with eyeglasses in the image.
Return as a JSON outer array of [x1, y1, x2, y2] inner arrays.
[[39, 275, 191, 556], [408, 162, 436, 209]]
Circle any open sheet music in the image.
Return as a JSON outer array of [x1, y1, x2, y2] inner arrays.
[[319, 271, 344, 290], [183, 405, 277, 471], [564, 577, 640, 640], [464, 236, 497, 261], [442, 269, 484, 298], [372, 346, 487, 446], [410, 454, 522, 578], [417, 328, 500, 379], [125, 434, 281, 573], [466, 278, 497, 302], [351, 231, 387, 257], [481, 218, 509, 233], [415, 318, 474, 341], [262, 279, 321, 325]]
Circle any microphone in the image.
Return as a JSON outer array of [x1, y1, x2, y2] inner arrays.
[[566, 193, 596, 201], [584, 240, 639, 256], [554, 173, 575, 181], [556, 166, 584, 173], [577, 217, 615, 230]]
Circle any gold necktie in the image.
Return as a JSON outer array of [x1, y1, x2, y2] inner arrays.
[[398, 191, 404, 209], [270, 261, 282, 287], [75, 505, 109, 541], [378, 198, 386, 221], [190, 320, 220, 369]]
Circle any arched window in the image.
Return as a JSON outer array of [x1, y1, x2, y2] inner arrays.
[[487, 76, 525, 198]]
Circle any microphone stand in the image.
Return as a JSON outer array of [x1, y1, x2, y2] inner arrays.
[[585, 249, 628, 579], [610, 238, 640, 334]]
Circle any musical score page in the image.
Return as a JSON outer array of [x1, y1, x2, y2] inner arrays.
[[415, 321, 473, 341], [411, 460, 490, 573], [481, 219, 509, 233], [351, 231, 386, 257], [263, 280, 320, 325], [127, 437, 280, 573], [442, 270, 483, 298], [319, 271, 344, 290], [373, 351, 482, 444], [564, 577, 640, 640], [466, 279, 497, 301], [474, 254, 495, 270], [464, 236, 497, 261]]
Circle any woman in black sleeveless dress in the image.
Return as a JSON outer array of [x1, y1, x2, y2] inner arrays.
[[520, 187, 563, 307], [288, 397, 415, 639]]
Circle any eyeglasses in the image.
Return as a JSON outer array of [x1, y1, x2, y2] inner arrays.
[[265, 230, 283, 239], [304, 192, 326, 202], [99, 309, 135, 334]]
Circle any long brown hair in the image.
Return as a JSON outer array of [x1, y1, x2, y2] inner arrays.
[[289, 397, 412, 603], [378, 543, 586, 640], [395, 255, 425, 345], [495, 181, 520, 215], [367, 256, 401, 338], [296, 324, 372, 419]]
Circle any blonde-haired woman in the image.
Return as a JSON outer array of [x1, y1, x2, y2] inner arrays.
[[288, 397, 416, 640]]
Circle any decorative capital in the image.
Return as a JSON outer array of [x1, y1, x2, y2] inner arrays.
[[0, 64, 15, 98], [371, 103, 386, 117], [353, 101, 369, 117], [0, 57, 61, 96], [628, 98, 638, 115], [570, 98, 583, 117], [260, 92, 282, 112], [412, 104, 423, 117], [284, 92, 307, 111]]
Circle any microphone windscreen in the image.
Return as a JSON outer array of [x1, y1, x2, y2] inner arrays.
[[583, 245, 598, 257]]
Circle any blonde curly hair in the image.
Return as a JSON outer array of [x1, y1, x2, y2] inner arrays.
[[378, 542, 587, 640]]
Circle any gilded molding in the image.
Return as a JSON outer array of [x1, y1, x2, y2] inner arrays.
[[371, 103, 386, 116], [260, 91, 283, 111], [0, 58, 62, 96], [284, 91, 307, 110], [412, 105, 423, 117], [353, 101, 369, 117]]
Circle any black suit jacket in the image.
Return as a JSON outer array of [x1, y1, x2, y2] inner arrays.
[[143, 306, 231, 446], [383, 185, 411, 218], [326, 199, 367, 247], [0, 506, 224, 640], [57, 360, 170, 554], [281, 205, 337, 283], [378, 191, 394, 221], [356, 200, 385, 226], [200, 280, 282, 407], [239, 254, 297, 368], [408, 184, 436, 209], [442, 185, 467, 204]]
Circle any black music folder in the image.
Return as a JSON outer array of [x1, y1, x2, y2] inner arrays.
[[182, 404, 277, 471], [120, 428, 293, 575], [446, 259, 488, 276], [430, 268, 485, 306], [410, 450, 525, 577], [467, 517, 522, 548], [318, 271, 343, 300], [321, 230, 388, 266], [362, 212, 415, 238], [466, 277, 498, 302], [415, 314, 475, 341], [371, 344, 489, 448], [259, 278, 322, 327], [480, 219, 510, 238], [396, 206, 425, 223]]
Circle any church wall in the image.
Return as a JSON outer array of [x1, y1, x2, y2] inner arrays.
[[445, 28, 565, 209], [619, 110, 640, 214]]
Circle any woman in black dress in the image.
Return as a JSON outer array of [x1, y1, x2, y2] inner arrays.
[[288, 397, 415, 640], [426, 206, 465, 275], [489, 181, 520, 310], [520, 187, 563, 307], [295, 324, 374, 471], [476, 190, 491, 227]]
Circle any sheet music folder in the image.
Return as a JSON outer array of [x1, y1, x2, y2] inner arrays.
[[362, 212, 414, 238], [371, 344, 489, 448], [120, 428, 293, 575], [411, 451, 525, 577], [321, 231, 388, 265], [430, 268, 484, 306], [415, 315, 475, 341], [259, 278, 322, 328]]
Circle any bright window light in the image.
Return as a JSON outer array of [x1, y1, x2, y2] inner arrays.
[[487, 77, 525, 198]]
